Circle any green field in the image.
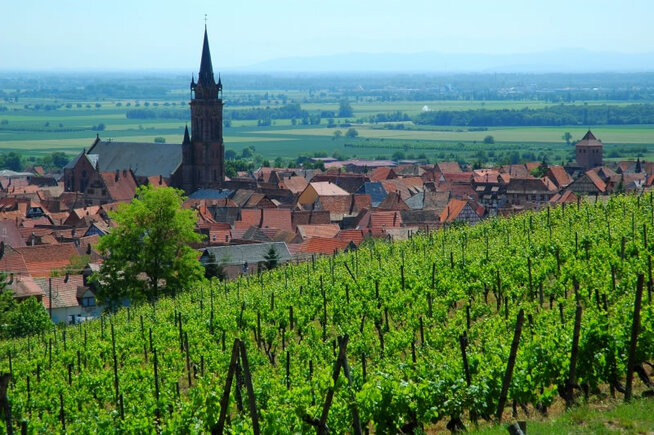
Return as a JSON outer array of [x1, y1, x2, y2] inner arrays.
[[1, 96, 653, 164]]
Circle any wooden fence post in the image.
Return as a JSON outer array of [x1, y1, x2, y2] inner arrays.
[[496, 309, 524, 423]]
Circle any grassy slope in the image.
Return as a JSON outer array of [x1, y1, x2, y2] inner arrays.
[[473, 397, 654, 434]]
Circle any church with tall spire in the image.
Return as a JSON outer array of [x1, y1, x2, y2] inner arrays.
[[181, 26, 225, 192], [64, 26, 225, 197]]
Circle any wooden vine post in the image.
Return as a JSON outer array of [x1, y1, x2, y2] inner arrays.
[[564, 303, 583, 408], [213, 339, 260, 435], [303, 335, 361, 435], [625, 274, 644, 402], [496, 309, 524, 423]]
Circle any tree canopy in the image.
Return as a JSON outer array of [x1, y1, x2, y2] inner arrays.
[[94, 186, 205, 309]]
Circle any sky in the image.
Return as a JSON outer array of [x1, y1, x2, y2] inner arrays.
[[0, 0, 652, 71]]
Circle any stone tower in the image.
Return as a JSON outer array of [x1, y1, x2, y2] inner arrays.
[[575, 130, 603, 170], [181, 26, 224, 193]]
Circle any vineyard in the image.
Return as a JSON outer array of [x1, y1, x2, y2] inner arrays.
[[1, 195, 654, 433]]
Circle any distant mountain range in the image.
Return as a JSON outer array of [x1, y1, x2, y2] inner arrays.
[[238, 49, 654, 73]]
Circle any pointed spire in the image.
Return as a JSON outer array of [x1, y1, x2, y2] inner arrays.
[[183, 125, 191, 145], [198, 26, 215, 86]]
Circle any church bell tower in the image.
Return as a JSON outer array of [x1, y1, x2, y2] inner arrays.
[[181, 26, 224, 193]]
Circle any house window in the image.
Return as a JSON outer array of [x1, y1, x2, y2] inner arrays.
[[81, 296, 95, 307]]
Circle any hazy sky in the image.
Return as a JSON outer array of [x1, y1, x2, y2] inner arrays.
[[1, 0, 652, 70]]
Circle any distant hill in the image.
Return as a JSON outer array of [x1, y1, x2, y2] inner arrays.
[[239, 49, 654, 73]]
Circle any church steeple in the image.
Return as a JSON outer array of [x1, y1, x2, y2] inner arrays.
[[181, 25, 225, 194], [183, 125, 191, 145], [198, 26, 215, 87]]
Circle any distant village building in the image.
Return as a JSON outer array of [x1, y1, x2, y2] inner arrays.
[[63, 27, 225, 196], [575, 130, 603, 170]]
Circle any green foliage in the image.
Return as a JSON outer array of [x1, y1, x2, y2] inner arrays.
[[483, 135, 495, 144], [263, 246, 279, 270], [338, 99, 353, 118], [2, 190, 654, 432], [0, 273, 51, 339], [345, 127, 359, 138], [204, 251, 226, 281], [5, 296, 51, 338], [94, 186, 205, 308], [153, 136, 166, 143], [0, 151, 24, 171]]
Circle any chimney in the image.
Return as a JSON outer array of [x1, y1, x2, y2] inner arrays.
[[159, 175, 163, 185], [115, 169, 120, 182]]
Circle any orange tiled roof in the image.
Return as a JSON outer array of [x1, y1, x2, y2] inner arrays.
[[15, 243, 78, 277], [289, 237, 352, 255], [309, 182, 350, 196], [100, 171, 137, 202], [576, 130, 602, 147], [377, 191, 410, 211], [547, 165, 573, 188], [585, 170, 607, 193], [370, 167, 397, 181], [296, 224, 341, 240], [261, 209, 293, 232], [280, 176, 308, 194], [336, 229, 366, 245], [0, 244, 30, 275]]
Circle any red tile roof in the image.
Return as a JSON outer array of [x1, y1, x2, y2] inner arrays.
[[296, 224, 341, 240], [239, 209, 263, 227], [585, 170, 607, 193], [15, 243, 78, 277], [309, 181, 350, 196], [261, 209, 293, 232], [9, 275, 44, 299], [576, 130, 602, 147], [0, 244, 29, 275], [280, 176, 308, 194], [0, 220, 26, 248], [370, 167, 397, 181], [34, 275, 85, 309], [289, 237, 353, 255], [99, 170, 137, 202], [336, 229, 366, 246], [546, 165, 573, 188], [316, 195, 353, 215], [377, 191, 410, 211], [437, 162, 462, 173]]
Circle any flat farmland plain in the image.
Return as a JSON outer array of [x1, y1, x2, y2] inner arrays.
[[1, 96, 652, 163]]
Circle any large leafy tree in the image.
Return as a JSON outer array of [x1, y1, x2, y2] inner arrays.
[[94, 186, 205, 308]]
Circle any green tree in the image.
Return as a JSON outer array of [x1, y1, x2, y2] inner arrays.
[[0, 152, 23, 171], [93, 186, 205, 309], [332, 130, 343, 140], [345, 128, 358, 138], [263, 246, 279, 270], [562, 132, 572, 145], [483, 135, 495, 144], [338, 99, 353, 117], [6, 296, 51, 337], [241, 147, 254, 159], [204, 251, 226, 281], [225, 150, 237, 160]]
